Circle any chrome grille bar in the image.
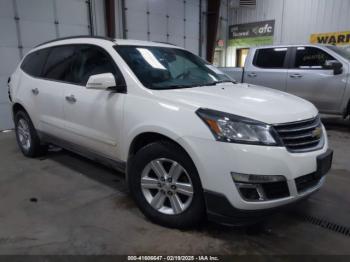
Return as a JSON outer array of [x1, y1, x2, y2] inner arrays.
[[273, 115, 324, 153]]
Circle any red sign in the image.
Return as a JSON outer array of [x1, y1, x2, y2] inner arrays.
[[217, 39, 224, 47]]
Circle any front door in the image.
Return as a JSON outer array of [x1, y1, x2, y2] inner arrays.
[[286, 46, 347, 113], [62, 45, 125, 158]]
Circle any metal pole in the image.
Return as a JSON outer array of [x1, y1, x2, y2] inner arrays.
[[199, 0, 202, 56], [87, 0, 94, 36], [121, 0, 127, 39], [105, 0, 116, 38]]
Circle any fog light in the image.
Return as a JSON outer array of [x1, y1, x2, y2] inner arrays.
[[231, 172, 287, 201], [240, 187, 260, 200], [235, 183, 266, 201], [231, 172, 286, 184]]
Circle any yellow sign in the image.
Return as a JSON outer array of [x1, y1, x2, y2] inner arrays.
[[310, 31, 350, 46]]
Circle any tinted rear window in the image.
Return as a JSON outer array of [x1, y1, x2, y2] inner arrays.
[[253, 48, 287, 68], [21, 49, 49, 77]]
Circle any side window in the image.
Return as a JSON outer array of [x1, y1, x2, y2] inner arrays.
[[294, 47, 335, 69], [253, 48, 288, 68], [42, 46, 77, 82], [72, 45, 118, 85], [21, 49, 50, 77]]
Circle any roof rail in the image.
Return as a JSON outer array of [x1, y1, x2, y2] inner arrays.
[[152, 41, 177, 46], [35, 35, 115, 48]]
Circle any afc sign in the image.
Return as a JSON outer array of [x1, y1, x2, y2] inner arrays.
[[252, 23, 273, 35], [229, 20, 275, 40]]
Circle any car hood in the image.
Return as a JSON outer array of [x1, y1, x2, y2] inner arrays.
[[155, 83, 318, 124]]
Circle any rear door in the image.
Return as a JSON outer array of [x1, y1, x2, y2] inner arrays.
[[62, 44, 126, 158], [286, 46, 347, 113], [19, 48, 51, 128], [39, 45, 77, 138], [244, 47, 290, 91]]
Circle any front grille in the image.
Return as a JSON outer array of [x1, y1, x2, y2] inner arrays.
[[273, 116, 323, 153], [295, 172, 321, 193], [261, 181, 290, 199]]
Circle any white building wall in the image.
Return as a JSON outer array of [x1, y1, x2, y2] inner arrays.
[[280, 0, 350, 44], [91, 0, 107, 37]]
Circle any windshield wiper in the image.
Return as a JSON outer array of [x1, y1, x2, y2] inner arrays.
[[158, 83, 218, 89], [154, 85, 196, 90], [153, 80, 236, 90], [213, 80, 237, 84]]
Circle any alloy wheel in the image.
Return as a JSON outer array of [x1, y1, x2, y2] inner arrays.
[[140, 158, 194, 215], [17, 118, 31, 151]]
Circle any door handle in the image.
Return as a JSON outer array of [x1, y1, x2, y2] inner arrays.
[[31, 88, 39, 95], [247, 73, 257, 78], [289, 74, 302, 79], [65, 95, 77, 103]]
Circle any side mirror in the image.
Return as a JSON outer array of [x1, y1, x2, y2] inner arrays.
[[323, 60, 343, 75], [86, 73, 126, 92]]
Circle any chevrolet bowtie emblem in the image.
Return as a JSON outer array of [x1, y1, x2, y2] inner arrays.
[[312, 127, 322, 139]]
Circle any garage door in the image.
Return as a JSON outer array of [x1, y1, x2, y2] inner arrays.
[[0, 0, 92, 130], [124, 0, 200, 55]]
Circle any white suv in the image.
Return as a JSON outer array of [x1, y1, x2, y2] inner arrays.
[[8, 37, 333, 228]]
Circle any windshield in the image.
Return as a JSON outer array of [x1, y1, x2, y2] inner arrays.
[[326, 45, 350, 61], [115, 45, 233, 90]]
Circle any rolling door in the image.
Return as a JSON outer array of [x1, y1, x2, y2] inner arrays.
[[0, 0, 92, 130], [124, 0, 200, 54]]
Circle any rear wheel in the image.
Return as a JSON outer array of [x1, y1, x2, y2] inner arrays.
[[129, 141, 205, 228], [14, 110, 47, 157]]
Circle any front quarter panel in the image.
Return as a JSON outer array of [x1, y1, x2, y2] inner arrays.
[[120, 92, 213, 161]]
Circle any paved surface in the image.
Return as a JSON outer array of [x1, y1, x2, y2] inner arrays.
[[0, 116, 349, 255]]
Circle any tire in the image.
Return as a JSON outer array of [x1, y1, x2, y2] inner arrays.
[[128, 141, 206, 229], [14, 110, 47, 157]]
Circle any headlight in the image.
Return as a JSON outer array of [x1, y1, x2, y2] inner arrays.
[[196, 108, 281, 146]]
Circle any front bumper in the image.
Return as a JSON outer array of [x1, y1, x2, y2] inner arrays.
[[177, 126, 331, 223], [204, 189, 315, 226]]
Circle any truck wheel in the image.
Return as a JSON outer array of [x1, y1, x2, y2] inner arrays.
[[128, 141, 205, 228], [14, 110, 47, 157]]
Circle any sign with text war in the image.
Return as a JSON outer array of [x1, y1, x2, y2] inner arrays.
[[310, 31, 350, 46]]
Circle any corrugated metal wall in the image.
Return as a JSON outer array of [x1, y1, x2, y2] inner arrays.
[[226, 0, 350, 66], [231, 0, 284, 44], [231, 0, 350, 44]]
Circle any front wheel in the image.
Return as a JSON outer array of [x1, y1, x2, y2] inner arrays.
[[128, 141, 205, 228]]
